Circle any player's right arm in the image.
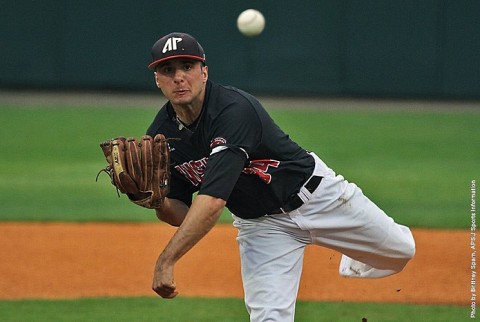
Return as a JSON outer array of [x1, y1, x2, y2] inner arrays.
[[155, 198, 189, 227]]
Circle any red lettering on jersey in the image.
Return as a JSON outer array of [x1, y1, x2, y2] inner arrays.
[[243, 159, 280, 184], [175, 157, 208, 186], [174, 157, 280, 186]]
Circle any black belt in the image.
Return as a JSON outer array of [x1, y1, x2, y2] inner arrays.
[[270, 175, 323, 215]]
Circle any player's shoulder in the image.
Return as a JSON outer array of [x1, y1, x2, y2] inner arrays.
[[210, 81, 260, 105], [207, 80, 263, 116]]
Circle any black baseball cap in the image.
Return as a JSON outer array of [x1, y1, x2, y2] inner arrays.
[[148, 32, 206, 70]]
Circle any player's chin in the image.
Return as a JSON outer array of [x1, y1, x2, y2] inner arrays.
[[170, 95, 192, 106]]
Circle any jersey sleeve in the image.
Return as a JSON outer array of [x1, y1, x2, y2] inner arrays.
[[198, 100, 262, 200], [198, 147, 247, 200]]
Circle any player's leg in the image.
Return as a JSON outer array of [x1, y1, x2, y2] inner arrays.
[[232, 214, 309, 322], [290, 176, 415, 278]]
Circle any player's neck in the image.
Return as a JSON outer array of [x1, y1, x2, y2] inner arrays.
[[173, 101, 203, 126]]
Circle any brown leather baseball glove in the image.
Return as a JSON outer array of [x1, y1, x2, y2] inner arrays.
[[97, 134, 170, 209]]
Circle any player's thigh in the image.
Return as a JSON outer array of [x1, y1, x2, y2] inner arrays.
[[298, 184, 415, 262], [233, 214, 309, 275], [233, 215, 308, 320]]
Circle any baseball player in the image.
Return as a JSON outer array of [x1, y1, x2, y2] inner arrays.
[[143, 32, 415, 321]]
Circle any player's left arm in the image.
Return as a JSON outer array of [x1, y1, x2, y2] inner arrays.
[[151, 193, 226, 298]]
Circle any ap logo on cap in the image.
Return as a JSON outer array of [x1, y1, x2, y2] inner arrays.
[[162, 37, 182, 53], [149, 32, 205, 70]]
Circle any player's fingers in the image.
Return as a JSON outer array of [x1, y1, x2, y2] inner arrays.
[[152, 285, 178, 299], [163, 290, 179, 299]]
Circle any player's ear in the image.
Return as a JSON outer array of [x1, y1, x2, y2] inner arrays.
[[154, 72, 161, 89], [202, 65, 208, 83]]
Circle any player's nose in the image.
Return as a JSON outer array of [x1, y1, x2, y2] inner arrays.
[[173, 69, 185, 83]]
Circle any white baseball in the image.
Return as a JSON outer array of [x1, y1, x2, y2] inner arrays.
[[237, 9, 265, 37]]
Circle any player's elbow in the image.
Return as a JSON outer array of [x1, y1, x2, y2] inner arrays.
[[209, 196, 227, 213], [195, 194, 227, 222], [205, 194, 226, 208]]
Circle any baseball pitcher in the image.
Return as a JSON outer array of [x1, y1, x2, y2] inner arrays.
[[98, 32, 415, 322]]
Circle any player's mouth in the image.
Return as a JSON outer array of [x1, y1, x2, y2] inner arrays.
[[173, 89, 189, 95]]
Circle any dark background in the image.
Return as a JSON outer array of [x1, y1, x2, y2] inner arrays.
[[1, 0, 479, 99]]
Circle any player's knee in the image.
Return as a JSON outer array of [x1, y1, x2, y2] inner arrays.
[[396, 226, 416, 260], [390, 234, 415, 273], [405, 241, 416, 260], [402, 232, 416, 260]]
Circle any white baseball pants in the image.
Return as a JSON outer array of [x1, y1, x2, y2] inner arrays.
[[232, 154, 416, 322]]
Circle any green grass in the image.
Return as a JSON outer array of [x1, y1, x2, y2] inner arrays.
[[0, 297, 470, 322], [0, 104, 476, 321], [0, 105, 478, 228], [0, 106, 156, 221], [271, 109, 479, 229]]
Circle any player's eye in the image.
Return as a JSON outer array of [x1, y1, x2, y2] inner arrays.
[[157, 66, 172, 74], [183, 63, 194, 71]]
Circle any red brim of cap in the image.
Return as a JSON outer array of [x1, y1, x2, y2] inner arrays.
[[148, 55, 205, 69]]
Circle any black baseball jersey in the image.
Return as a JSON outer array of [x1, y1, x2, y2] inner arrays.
[[146, 80, 315, 219]]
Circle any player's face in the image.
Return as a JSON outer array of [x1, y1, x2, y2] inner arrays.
[[154, 59, 208, 107]]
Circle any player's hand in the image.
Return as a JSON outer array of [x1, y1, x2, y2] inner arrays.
[[152, 258, 178, 299]]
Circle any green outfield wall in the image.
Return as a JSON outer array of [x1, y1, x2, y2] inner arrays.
[[1, 0, 479, 99]]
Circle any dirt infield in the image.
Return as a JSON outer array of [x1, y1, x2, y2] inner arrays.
[[0, 223, 469, 305]]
